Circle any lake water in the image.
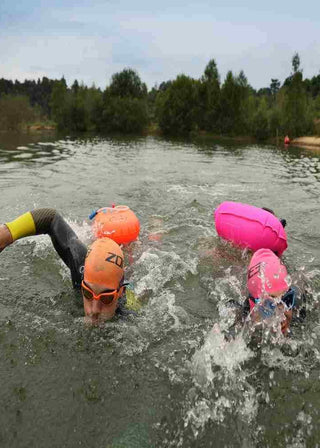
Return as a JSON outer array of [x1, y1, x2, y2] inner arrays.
[[0, 131, 320, 447]]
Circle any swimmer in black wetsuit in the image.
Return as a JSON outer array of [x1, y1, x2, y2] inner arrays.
[[0, 208, 137, 324]]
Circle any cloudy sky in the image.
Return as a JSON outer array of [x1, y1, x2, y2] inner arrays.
[[0, 0, 319, 90]]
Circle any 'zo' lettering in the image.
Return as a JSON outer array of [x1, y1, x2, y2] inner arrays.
[[106, 252, 124, 268]]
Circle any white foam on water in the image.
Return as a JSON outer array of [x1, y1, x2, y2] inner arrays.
[[57, 257, 72, 281], [37, 142, 55, 146], [192, 324, 254, 386], [105, 289, 189, 361], [12, 153, 33, 159], [183, 323, 257, 436], [166, 183, 255, 199], [36, 151, 52, 156], [18, 218, 93, 260], [261, 338, 320, 374], [132, 248, 198, 296], [211, 272, 243, 302], [178, 262, 261, 437], [166, 183, 220, 198], [29, 234, 53, 256], [285, 411, 314, 448], [105, 321, 149, 357], [142, 290, 186, 335], [17, 309, 74, 337], [67, 219, 93, 245]]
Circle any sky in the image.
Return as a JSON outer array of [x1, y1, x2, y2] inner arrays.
[[0, 0, 319, 90]]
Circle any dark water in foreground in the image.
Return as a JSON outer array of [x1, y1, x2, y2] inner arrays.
[[0, 132, 320, 447]]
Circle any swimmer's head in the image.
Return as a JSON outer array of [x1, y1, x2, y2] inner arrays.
[[247, 248, 290, 300], [261, 207, 286, 228], [84, 237, 124, 288], [82, 237, 124, 323]]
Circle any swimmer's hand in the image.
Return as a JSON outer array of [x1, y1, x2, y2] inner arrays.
[[126, 288, 142, 312], [0, 225, 13, 253]]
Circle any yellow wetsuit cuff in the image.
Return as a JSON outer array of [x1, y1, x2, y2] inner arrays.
[[125, 289, 142, 311], [6, 212, 36, 241]]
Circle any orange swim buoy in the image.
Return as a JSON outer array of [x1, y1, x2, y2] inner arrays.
[[92, 205, 140, 245]]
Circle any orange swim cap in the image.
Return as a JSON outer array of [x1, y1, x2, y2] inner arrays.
[[83, 237, 124, 289]]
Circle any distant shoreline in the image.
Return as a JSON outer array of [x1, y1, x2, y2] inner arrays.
[[14, 125, 320, 149], [291, 136, 320, 148], [27, 124, 56, 131]]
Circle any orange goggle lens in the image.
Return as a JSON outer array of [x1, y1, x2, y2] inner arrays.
[[81, 281, 122, 305]]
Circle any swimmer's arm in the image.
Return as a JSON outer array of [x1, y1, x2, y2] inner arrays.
[[223, 299, 249, 340], [0, 224, 13, 252], [3, 209, 87, 288], [4, 209, 55, 242]]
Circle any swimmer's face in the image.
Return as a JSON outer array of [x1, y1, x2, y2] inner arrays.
[[280, 307, 293, 335], [269, 290, 293, 336], [251, 288, 293, 336], [82, 281, 120, 324]]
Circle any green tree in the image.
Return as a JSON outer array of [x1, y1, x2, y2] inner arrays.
[[108, 68, 147, 99], [292, 52, 300, 73], [281, 53, 312, 137], [270, 79, 280, 98], [50, 78, 71, 130], [100, 95, 148, 133], [219, 71, 242, 134], [203, 59, 219, 83], [68, 84, 89, 132], [86, 85, 103, 130], [97, 68, 149, 133], [198, 59, 220, 131], [236, 70, 252, 132], [219, 70, 253, 135], [0, 95, 35, 130], [156, 74, 199, 135], [251, 97, 270, 140], [304, 74, 320, 98]]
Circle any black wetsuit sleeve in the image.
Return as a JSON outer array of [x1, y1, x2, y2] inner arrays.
[[31, 208, 87, 289], [242, 297, 251, 319], [291, 285, 307, 322]]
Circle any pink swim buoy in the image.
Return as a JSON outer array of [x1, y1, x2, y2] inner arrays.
[[214, 201, 287, 256]]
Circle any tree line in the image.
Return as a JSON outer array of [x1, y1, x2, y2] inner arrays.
[[1, 53, 320, 138]]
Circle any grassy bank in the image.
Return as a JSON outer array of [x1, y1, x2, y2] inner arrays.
[[11, 120, 320, 148], [26, 121, 56, 131], [291, 136, 320, 148]]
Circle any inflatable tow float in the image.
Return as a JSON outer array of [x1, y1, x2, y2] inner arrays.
[[90, 205, 140, 245], [214, 201, 287, 255]]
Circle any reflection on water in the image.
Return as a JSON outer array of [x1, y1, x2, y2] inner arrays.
[[0, 132, 320, 447], [0, 138, 75, 165], [0, 130, 58, 151]]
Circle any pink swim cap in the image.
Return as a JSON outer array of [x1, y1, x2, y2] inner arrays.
[[247, 249, 290, 299]]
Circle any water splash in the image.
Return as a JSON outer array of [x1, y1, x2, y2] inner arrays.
[[183, 323, 257, 438], [132, 248, 198, 296]]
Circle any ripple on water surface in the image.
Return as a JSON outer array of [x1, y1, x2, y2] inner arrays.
[[0, 136, 320, 447]]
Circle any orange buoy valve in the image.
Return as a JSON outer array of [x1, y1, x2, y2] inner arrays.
[[92, 206, 140, 245]]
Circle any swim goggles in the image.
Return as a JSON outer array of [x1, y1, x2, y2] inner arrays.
[[81, 281, 124, 305], [280, 288, 296, 309], [251, 287, 296, 311], [251, 297, 276, 318]]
